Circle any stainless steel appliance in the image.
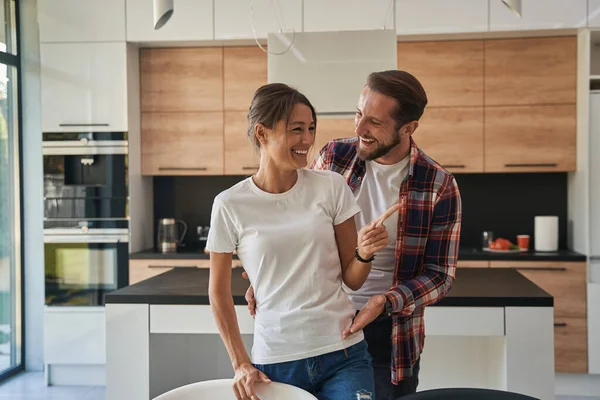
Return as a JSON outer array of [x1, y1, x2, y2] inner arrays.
[[157, 218, 187, 253], [42, 132, 129, 306], [43, 228, 129, 306]]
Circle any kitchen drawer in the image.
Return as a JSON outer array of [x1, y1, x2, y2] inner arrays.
[[457, 260, 489, 268], [489, 261, 586, 318], [554, 316, 588, 373], [129, 259, 242, 284]]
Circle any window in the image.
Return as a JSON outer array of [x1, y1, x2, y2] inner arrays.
[[0, 0, 21, 379]]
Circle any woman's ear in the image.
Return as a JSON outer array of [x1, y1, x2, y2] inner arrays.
[[254, 123, 268, 146]]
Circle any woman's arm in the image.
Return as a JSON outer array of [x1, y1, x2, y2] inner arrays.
[[209, 252, 270, 399], [334, 218, 389, 291]]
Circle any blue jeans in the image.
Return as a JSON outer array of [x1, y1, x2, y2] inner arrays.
[[254, 340, 374, 400]]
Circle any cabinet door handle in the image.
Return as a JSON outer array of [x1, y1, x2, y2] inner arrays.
[[158, 167, 208, 171], [554, 322, 567, 327], [504, 163, 558, 168], [148, 265, 172, 269], [59, 123, 110, 127], [242, 166, 259, 170], [515, 267, 567, 272], [442, 164, 465, 169]]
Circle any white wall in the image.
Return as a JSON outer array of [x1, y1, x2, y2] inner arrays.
[[19, 0, 45, 371]]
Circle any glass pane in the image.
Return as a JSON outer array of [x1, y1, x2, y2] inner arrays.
[[0, 0, 16, 55], [0, 62, 21, 374]]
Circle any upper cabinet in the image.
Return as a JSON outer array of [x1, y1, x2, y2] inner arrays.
[[303, 0, 393, 32], [484, 37, 577, 106], [140, 48, 223, 113], [38, 0, 126, 42], [590, 0, 600, 27], [484, 105, 576, 172], [416, 107, 484, 173], [489, 0, 587, 32], [395, 0, 488, 35], [309, 117, 356, 163], [224, 47, 267, 111], [215, 0, 302, 40], [126, 0, 213, 42], [397, 40, 484, 107], [40, 42, 128, 132]]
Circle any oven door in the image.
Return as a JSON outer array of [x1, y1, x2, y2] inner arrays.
[[43, 230, 129, 306], [43, 144, 128, 229]]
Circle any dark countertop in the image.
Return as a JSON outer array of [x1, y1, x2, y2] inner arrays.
[[129, 246, 585, 262], [105, 267, 553, 308], [458, 247, 586, 262]]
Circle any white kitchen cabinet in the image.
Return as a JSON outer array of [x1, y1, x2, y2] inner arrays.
[[303, 0, 393, 32], [590, 0, 600, 27], [215, 0, 302, 40], [126, 0, 213, 42], [489, 0, 587, 32], [591, 92, 600, 256], [395, 0, 488, 35], [40, 42, 127, 132], [588, 283, 600, 374], [38, 0, 125, 43]]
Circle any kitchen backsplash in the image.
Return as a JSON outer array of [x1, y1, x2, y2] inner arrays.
[[154, 172, 568, 249]]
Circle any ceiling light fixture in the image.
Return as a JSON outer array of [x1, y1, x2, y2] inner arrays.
[[153, 0, 174, 30], [502, 0, 522, 18]]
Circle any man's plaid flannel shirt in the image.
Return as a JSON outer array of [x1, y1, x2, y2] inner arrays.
[[311, 137, 462, 384]]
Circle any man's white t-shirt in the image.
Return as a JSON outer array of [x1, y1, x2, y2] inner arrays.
[[206, 169, 364, 364], [346, 156, 410, 310]]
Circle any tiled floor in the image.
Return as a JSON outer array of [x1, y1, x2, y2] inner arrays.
[[0, 372, 594, 400], [0, 372, 104, 399]]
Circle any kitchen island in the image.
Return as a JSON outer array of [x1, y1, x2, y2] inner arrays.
[[106, 267, 554, 400]]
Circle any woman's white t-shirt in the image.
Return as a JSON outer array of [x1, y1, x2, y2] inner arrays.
[[206, 169, 364, 364]]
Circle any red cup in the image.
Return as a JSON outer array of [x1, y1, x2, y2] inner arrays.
[[517, 235, 530, 251]]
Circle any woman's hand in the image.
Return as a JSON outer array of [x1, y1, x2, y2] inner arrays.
[[233, 363, 271, 400], [357, 223, 389, 260], [357, 203, 400, 260]]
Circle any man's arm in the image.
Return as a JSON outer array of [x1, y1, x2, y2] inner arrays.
[[385, 175, 462, 316]]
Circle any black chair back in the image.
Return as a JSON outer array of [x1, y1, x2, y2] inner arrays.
[[400, 388, 540, 400]]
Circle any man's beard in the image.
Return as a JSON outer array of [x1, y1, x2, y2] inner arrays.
[[357, 132, 402, 161]]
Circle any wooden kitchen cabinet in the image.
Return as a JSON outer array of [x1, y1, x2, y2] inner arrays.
[[224, 112, 260, 175], [457, 260, 489, 268], [141, 112, 224, 175], [129, 258, 243, 284], [484, 37, 577, 106], [554, 316, 588, 373], [490, 261, 586, 318], [484, 105, 576, 172], [141, 47, 223, 113], [310, 117, 356, 163], [397, 40, 484, 107], [490, 261, 587, 373], [224, 47, 268, 111], [416, 107, 484, 173]]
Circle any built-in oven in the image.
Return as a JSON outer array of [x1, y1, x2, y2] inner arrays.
[[42, 132, 128, 229], [43, 229, 129, 306], [42, 132, 130, 306]]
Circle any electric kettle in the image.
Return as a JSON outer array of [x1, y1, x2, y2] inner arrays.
[[157, 218, 188, 253]]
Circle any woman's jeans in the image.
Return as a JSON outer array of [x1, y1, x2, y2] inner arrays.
[[254, 339, 375, 400]]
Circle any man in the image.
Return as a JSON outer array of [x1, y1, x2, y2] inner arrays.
[[246, 70, 462, 399]]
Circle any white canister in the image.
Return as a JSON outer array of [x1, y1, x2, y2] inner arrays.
[[534, 216, 559, 252]]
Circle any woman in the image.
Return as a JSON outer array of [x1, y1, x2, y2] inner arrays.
[[207, 83, 393, 400]]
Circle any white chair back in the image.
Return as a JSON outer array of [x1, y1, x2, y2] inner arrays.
[[153, 378, 318, 400]]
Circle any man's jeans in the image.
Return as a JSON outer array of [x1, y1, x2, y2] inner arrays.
[[363, 315, 420, 399], [254, 340, 375, 400]]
